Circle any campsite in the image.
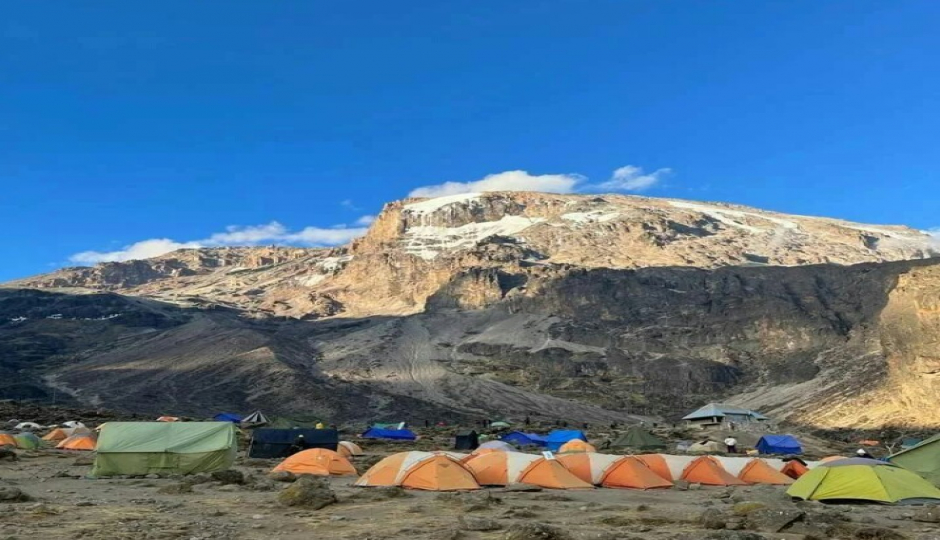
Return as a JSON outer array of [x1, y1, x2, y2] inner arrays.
[[2, 404, 940, 539]]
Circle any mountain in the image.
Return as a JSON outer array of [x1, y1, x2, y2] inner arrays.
[[3, 192, 939, 428]]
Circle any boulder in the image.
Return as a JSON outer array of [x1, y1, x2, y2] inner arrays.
[[503, 522, 571, 540], [743, 508, 804, 533], [211, 469, 246, 485], [0, 487, 31, 502], [459, 516, 502, 531], [732, 502, 768, 516], [268, 471, 297, 483], [699, 508, 727, 530], [276, 476, 336, 510], [157, 482, 193, 495], [853, 527, 906, 540], [913, 506, 940, 524]]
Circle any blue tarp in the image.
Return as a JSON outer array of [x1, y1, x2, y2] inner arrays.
[[362, 428, 417, 441], [501, 431, 548, 447], [546, 430, 588, 452], [213, 413, 243, 423], [755, 434, 802, 455]]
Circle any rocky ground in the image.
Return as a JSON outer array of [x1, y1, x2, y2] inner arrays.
[[2, 435, 939, 540]]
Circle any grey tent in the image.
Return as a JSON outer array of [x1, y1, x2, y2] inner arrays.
[[611, 426, 667, 451]]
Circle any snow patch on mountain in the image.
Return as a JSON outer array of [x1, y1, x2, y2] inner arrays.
[[404, 215, 545, 260]]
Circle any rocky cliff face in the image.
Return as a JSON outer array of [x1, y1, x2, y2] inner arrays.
[[3, 192, 939, 428]]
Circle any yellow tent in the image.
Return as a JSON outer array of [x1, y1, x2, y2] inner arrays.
[[787, 458, 940, 504]]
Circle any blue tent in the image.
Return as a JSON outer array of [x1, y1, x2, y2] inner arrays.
[[213, 413, 243, 423], [501, 431, 548, 447], [361, 428, 417, 441], [546, 430, 588, 452], [755, 435, 802, 455]]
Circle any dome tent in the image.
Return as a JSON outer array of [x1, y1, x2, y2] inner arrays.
[[272, 448, 357, 476], [788, 458, 940, 504]]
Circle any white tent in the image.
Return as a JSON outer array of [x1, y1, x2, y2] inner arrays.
[[242, 411, 269, 424]]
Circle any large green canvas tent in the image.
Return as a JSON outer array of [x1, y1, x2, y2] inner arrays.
[[91, 422, 237, 477], [611, 426, 667, 451], [888, 433, 940, 486]]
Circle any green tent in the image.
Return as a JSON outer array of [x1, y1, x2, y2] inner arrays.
[[14, 432, 42, 450], [611, 426, 667, 451], [888, 433, 940, 486], [788, 458, 940, 504], [91, 422, 237, 477]]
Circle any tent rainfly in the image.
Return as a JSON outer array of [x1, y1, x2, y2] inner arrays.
[[756, 435, 803, 455], [546, 430, 588, 452], [501, 432, 547, 447], [91, 422, 237, 477], [242, 411, 269, 425], [213, 413, 243, 424], [888, 433, 940, 486], [361, 427, 417, 441]]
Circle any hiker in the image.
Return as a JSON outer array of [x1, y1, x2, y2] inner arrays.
[[424, 419, 430, 428], [724, 436, 738, 454], [287, 435, 307, 456], [524, 416, 531, 427], [856, 448, 875, 459]]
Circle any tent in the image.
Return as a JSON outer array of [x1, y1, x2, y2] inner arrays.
[[213, 413, 243, 424], [242, 411, 270, 425], [501, 432, 547, 447], [156, 416, 180, 422], [559, 439, 596, 453], [713, 456, 793, 485], [361, 427, 417, 441], [57, 434, 96, 451], [681, 456, 748, 486], [490, 421, 511, 429], [14, 422, 42, 431], [338, 441, 363, 458], [463, 451, 592, 489], [636, 454, 697, 481], [546, 430, 587, 452], [688, 441, 722, 454], [755, 435, 803, 455], [0, 432, 17, 447], [268, 417, 321, 429], [62, 421, 86, 428], [248, 428, 339, 459], [477, 440, 514, 452], [888, 433, 940, 486], [272, 448, 357, 476], [900, 437, 922, 450], [788, 458, 940, 504], [454, 430, 479, 451], [14, 432, 42, 450], [355, 452, 480, 491], [555, 453, 672, 490], [781, 459, 810, 479], [610, 427, 667, 451], [91, 422, 237, 477]]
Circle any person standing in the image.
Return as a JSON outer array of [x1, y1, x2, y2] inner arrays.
[[724, 436, 738, 454]]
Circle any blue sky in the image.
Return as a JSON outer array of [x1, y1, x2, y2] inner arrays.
[[2, 1, 938, 280]]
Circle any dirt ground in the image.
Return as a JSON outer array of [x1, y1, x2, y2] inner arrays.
[[2, 440, 938, 540]]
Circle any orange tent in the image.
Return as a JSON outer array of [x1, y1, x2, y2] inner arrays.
[[57, 434, 96, 451], [156, 416, 180, 422], [635, 454, 697, 481], [820, 456, 848, 463], [680, 456, 747, 486], [781, 460, 810, 479], [42, 428, 69, 442], [355, 452, 479, 491], [0, 433, 17, 447], [272, 448, 357, 476], [559, 440, 596, 453], [556, 453, 671, 490], [738, 459, 794, 485], [338, 441, 363, 458], [463, 451, 592, 489]]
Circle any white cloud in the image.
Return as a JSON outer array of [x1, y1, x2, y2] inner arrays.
[[591, 165, 672, 192], [354, 215, 376, 226], [409, 170, 584, 198], [69, 220, 370, 264]]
